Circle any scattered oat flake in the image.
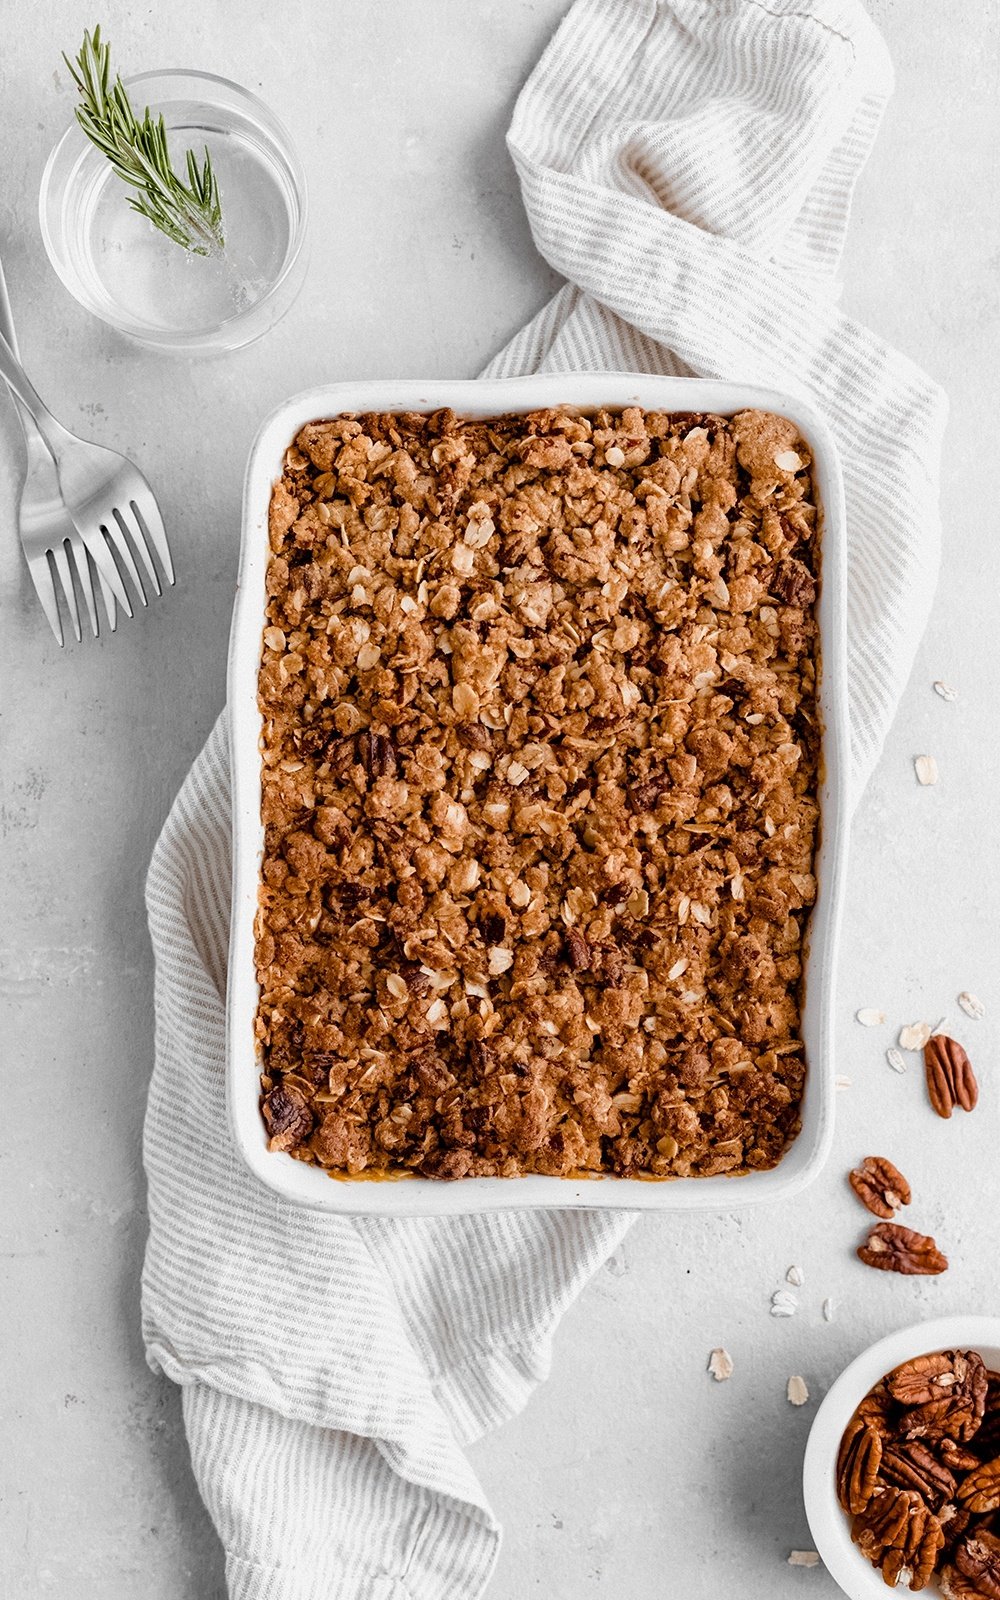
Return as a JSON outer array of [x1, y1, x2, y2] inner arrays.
[[822, 1297, 835, 1322], [774, 449, 803, 472], [788, 1550, 820, 1568], [886, 1047, 908, 1074], [787, 1375, 810, 1407], [786, 1265, 804, 1287], [771, 1289, 798, 1318], [914, 754, 938, 786], [856, 1008, 886, 1027], [835, 1075, 852, 1091], [708, 1347, 734, 1382], [898, 1022, 932, 1052], [959, 992, 985, 1020], [933, 680, 958, 701]]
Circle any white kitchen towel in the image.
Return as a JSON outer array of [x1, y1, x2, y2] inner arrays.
[[143, 3, 947, 1598]]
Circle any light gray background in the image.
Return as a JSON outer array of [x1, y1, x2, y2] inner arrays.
[[2, 2, 997, 1596]]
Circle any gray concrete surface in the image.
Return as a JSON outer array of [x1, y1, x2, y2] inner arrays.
[[2, 2, 998, 1596]]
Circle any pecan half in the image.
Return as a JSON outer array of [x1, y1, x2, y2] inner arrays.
[[880, 1439, 958, 1509], [262, 1082, 315, 1151], [890, 1352, 977, 1409], [858, 1223, 949, 1276], [853, 1486, 943, 1591], [849, 1155, 912, 1219], [853, 1484, 913, 1561], [838, 1415, 884, 1513], [905, 1513, 946, 1592], [896, 1353, 988, 1444], [925, 1034, 979, 1119], [949, 1530, 1000, 1599], [974, 1377, 1000, 1460], [892, 1517, 945, 1592], [943, 1440, 986, 1474], [857, 1386, 894, 1433], [958, 1460, 1000, 1514], [939, 1504, 975, 1560]]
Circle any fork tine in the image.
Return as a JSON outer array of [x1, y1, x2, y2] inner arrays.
[[77, 524, 134, 617], [68, 533, 101, 637], [131, 495, 174, 586], [116, 503, 161, 596], [25, 548, 64, 646], [107, 511, 148, 605], [97, 568, 118, 631], [50, 540, 83, 643]]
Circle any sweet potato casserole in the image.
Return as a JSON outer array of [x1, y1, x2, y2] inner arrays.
[[254, 405, 820, 1181]]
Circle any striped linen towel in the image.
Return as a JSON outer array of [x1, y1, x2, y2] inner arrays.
[[143, 3, 946, 1596]]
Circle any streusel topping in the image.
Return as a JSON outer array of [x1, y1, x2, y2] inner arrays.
[[255, 406, 820, 1180]]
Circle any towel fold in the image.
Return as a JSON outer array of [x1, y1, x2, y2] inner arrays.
[[144, 4, 946, 1595]]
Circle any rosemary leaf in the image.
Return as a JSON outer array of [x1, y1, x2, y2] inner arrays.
[[63, 26, 225, 256]]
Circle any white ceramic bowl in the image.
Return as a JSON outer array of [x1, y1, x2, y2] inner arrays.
[[803, 1316, 1000, 1598], [226, 373, 849, 1215]]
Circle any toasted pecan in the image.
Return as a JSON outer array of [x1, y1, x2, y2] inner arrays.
[[925, 1034, 979, 1119], [858, 1223, 949, 1277], [849, 1155, 912, 1219]]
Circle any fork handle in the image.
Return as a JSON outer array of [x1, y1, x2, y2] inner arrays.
[[0, 257, 23, 363], [0, 327, 71, 456], [0, 257, 37, 438]]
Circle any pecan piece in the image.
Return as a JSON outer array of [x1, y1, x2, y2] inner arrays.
[[772, 556, 817, 608], [949, 1530, 1000, 1600], [420, 1147, 473, 1181], [360, 729, 397, 779], [565, 928, 591, 971], [838, 1414, 884, 1513], [262, 1082, 314, 1152], [627, 778, 665, 812], [958, 1460, 1000, 1514], [858, 1223, 948, 1276], [849, 1155, 912, 1219], [880, 1439, 958, 1510], [326, 735, 359, 780], [925, 1034, 979, 1119]]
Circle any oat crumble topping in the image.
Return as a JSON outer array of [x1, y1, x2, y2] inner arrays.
[[255, 405, 820, 1180]]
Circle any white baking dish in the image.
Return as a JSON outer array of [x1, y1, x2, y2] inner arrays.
[[226, 374, 848, 1215]]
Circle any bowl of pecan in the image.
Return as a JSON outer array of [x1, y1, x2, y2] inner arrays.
[[803, 1318, 1000, 1597]]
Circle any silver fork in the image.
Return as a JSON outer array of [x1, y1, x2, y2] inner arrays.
[[0, 260, 117, 641], [0, 267, 174, 644]]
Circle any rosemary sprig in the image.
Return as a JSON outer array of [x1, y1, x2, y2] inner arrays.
[[63, 27, 224, 256]]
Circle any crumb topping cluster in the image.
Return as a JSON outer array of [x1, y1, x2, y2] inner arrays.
[[255, 405, 820, 1180]]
